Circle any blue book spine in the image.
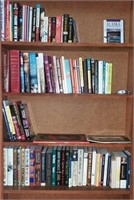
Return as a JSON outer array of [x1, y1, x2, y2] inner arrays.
[[20, 52, 25, 92], [41, 147, 47, 186], [123, 150, 131, 188], [51, 146, 57, 186], [64, 59, 72, 93], [29, 52, 38, 93]]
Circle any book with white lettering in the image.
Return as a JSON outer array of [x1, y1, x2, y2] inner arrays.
[[103, 19, 124, 43], [86, 135, 131, 144]]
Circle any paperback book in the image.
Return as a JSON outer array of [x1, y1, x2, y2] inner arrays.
[[33, 133, 89, 144], [86, 135, 131, 144], [103, 19, 124, 43]]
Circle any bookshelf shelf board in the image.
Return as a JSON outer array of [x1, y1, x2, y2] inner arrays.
[[1, 42, 134, 51], [3, 142, 131, 148], [2, 93, 133, 99], [4, 186, 130, 195]]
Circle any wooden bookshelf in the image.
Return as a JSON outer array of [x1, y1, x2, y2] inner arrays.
[[0, 0, 133, 199]]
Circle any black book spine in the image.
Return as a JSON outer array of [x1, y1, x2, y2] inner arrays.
[[56, 146, 62, 185], [18, 5, 23, 41], [63, 14, 69, 42], [68, 17, 73, 43], [31, 8, 36, 41], [51, 17, 56, 42], [83, 60, 88, 93]]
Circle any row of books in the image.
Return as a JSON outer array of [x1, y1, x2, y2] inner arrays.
[[3, 145, 131, 188], [4, 50, 112, 94], [2, 100, 33, 141], [1, 1, 78, 43]]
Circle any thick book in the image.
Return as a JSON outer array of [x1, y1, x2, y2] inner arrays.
[[86, 135, 131, 144], [103, 19, 124, 43], [33, 133, 89, 144]]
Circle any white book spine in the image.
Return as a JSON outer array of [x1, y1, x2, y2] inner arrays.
[[98, 61, 103, 94], [53, 55, 60, 93], [25, 147, 30, 186], [91, 147, 97, 186], [60, 56, 66, 93], [3, 147, 8, 186], [82, 148, 88, 186], [0, 0, 5, 41], [36, 56, 41, 93], [7, 147, 13, 186], [28, 7, 33, 42], [43, 16, 48, 42], [77, 147, 84, 186], [37, 53, 46, 93], [103, 153, 109, 186]]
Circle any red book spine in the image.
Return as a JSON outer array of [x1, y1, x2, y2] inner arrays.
[[5, 0, 10, 41], [56, 16, 62, 43], [9, 50, 20, 93]]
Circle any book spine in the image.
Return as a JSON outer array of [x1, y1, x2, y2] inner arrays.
[[48, 17, 51, 42], [72, 18, 78, 43], [41, 147, 47, 186], [83, 59, 88, 93], [18, 103, 31, 140], [44, 55, 52, 93], [2, 107, 14, 141], [29, 52, 38, 93], [9, 50, 20, 93], [77, 147, 84, 186], [20, 52, 25, 93], [28, 7, 33, 42], [9, 104, 22, 140], [37, 53, 46, 93], [51, 147, 57, 186], [18, 5, 23, 41], [17, 147, 22, 186], [82, 147, 88, 186], [72, 147, 78, 187], [5, 0, 10, 41], [23, 52, 30, 93], [64, 59, 72, 94], [43, 16, 48, 42], [12, 101, 26, 140], [51, 17, 56, 42], [31, 8, 36, 41], [3, 147, 8, 185], [35, 146, 42, 186], [3, 100, 17, 141], [87, 147, 93, 186], [61, 147, 66, 185], [0, 0, 5, 41], [21, 147, 25, 186], [46, 147, 52, 186], [65, 146, 70, 186], [79, 57, 84, 93], [68, 17, 73, 43], [63, 14, 69, 42], [7, 147, 13, 186], [56, 147, 62, 185], [55, 16, 62, 43], [35, 4, 40, 41], [13, 2, 19, 41], [120, 155, 127, 188], [30, 146, 36, 186], [3, 51, 9, 92], [56, 57, 63, 93], [25, 147, 30, 186]]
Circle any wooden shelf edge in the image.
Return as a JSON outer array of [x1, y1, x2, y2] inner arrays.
[[1, 42, 134, 50], [3, 141, 132, 148], [2, 92, 133, 99], [4, 186, 130, 195]]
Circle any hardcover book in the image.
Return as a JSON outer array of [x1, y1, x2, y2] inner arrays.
[[103, 19, 124, 43], [33, 133, 89, 144], [86, 135, 131, 144]]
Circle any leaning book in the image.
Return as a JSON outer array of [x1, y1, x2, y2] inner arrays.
[[33, 133, 89, 144], [103, 19, 124, 43], [86, 135, 131, 144]]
